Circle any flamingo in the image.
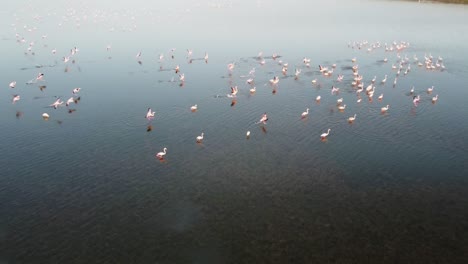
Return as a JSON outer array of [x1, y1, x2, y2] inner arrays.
[[432, 94, 438, 102], [270, 76, 279, 85], [331, 86, 340, 95], [50, 98, 63, 109], [427, 86, 434, 93], [316, 95, 321, 101], [190, 104, 198, 111], [311, 78, 317, 84], [337, 98, 343, 104], [348, 114, 357, 122], [227, 63, 235, 71], [72, 88, 81, 94], [301, 108, 310, 118], [250, 87, 256, 93], [381, 75, 387, 84], [259, 113, 268, 124], [295, 68, 301, 79], [357, 98, 362, 103], [146, 108, 155, 119], [36, 73, 44, 81], [371, 76, 376, 83], [338, 104, 346, 111], [12, 95, 20, 103], [378, 94, 383, 100], [196, 133, 204, 142], [246, 131, 251, 138], [381, 105, 389, 112], [204, 52, 208, 63], [175, 65, 180, 74], [9, 81, 16, 88], [42, 113, 49, 119], [179, 74, 185, 82], [410, 86, 414, 94], [321, 129, 331, 139], [66, 97, 74, 106], [231, 86, 238, 96], [156, 147, 167, 159], [413, 95, 420, 106]]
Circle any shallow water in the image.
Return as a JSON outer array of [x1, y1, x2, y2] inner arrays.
[[1, 0, 468, 263]]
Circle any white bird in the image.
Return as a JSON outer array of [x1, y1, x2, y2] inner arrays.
[[136, 51, 141, 59], [146, 108, 155, 119], [311, 78, 317, 84], [301, 108, 310, 118], [259, 113, 268, 124], [410, 86, 415, 94], [179, 74, 185, 82], [246, 131, 251, 137], [357, 98, 362, 103], [50, 98, 63, 109], [337, 98, 343, 104], [204, 52, 208, 63], [316, 95, 321, 101], [230, 86, 238, 96], [321, 129, 331, 139], [227, 63, 235, 71], [246, 78, 254, 85], [72, 88, 81, 94], [381, 105, 390, 112], [432, 94, 438, 102], [190, 104, 198, 111], [196, 133, 204, 142], [371, 76, 376, 83], [381, 75, 387, 84], [331, 86, 340, 95], [42, 113, 49, 119], [12, 94, 20, 103], [295, 68, 301, 78], [269, 76, 279, 85], [175, 65, 180, 74], [66, 97, 74, 106], [348, 114, 357, 122], [413, 95, 421, 106], [427, 86, 434, 93], [9, 81, 16, 88], [156, 147, 167, 159], [249, 87, 256, 93], [36, 73, 44, 81], [338, 104, 346, 111], [378, 94, 383, 100]]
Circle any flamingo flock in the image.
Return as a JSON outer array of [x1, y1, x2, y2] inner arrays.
[[5, 10, 446, 163]]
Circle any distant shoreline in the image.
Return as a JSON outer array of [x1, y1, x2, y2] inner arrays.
[[407, 0, 468, 4]]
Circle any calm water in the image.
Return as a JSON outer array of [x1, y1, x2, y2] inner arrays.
[[1, 0, 468, 263]]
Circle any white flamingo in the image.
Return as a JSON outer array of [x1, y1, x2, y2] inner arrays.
[[196, 133, 204, 142], [381, 105, 389, 112], [301, 108, 309, 118], [146, 108, 155, 119], [381, 75, 387, 84], [156, 147, 167, 159], [321, 129, 331, 139], [9, 81, 16, 88], [191, 104, 198, 111], [12, 95, 20, 103], [348, 114, 357, 122]]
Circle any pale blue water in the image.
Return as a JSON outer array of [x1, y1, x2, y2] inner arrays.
[[1, 0, 468, 263]]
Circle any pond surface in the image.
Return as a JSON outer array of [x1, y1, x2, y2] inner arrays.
[[1, 0, 468, 263]]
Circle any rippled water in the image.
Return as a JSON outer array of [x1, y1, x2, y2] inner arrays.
[[1, 0, 468, 263]]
